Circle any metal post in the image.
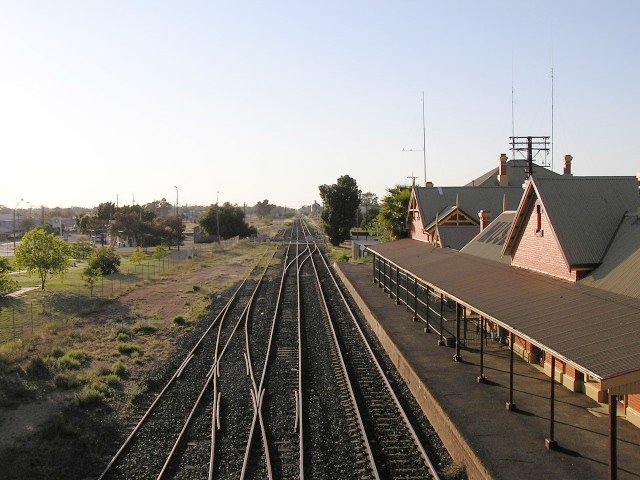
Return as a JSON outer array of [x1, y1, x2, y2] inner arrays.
[[383, 260, 388, 293], [421, 284, 428, 326], [438, 293, 445, 346], [405, 271, 409, 310], [395, 265, 399, 304], [506, 332, 516, 410], [545, 355, 558, 449], [12, 308, 16, 342], [478, 316, 486, 383], [413, 277, 420, 325], [463, 308, 467, 347], [453, 303, 462, 362], [373, 255, 377, 284], [609, 393, 618, 480]]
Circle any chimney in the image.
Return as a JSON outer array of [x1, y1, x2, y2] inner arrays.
[[425, 181, 434, 188], [563, 155, 573, 176], [497, 153, 509, 186], [479, 210, 492, 231]]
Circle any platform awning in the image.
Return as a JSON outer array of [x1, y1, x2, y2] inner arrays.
[[368, 239, 640, 395]]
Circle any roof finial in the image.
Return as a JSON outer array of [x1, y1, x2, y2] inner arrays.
[[407, 173, 417, 188], [455, 193, 460, 210]]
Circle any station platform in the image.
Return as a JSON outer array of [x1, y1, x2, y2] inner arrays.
[[336, 262, 640, 480]]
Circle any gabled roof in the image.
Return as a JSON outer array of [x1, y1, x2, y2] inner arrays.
[[580, 213, 640, 298], [413, 186, 523, 230], [460, 211, 516, 264], [435, 225, 480, 250], [466, 159, 560, 187], [504, 176, 640, 267]]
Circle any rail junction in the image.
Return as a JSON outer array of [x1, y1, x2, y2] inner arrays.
[[98, 219, 449, 480]]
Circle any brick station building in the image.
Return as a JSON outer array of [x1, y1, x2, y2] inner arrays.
[[369, 170, 640, 478]]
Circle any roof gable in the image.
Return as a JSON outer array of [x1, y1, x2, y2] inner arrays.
[[414, 186, 522, 229], [461, 211, 516, 264], [504, 176, 640, 267]]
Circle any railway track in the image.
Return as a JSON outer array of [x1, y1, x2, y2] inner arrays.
[[98, 219, 447, 480]]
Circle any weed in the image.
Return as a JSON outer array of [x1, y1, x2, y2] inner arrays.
[[116, 332, 131, 342], [111, 360, 127, 377], [192, 285, 201, 292], [335, 253, 350, 263], [132, 322, 158, 335], [51, 346, 65, 358], [75, 386, 104, 406], [105, 374, 120, 386], [128, 386, 144, 404], [117, 342, 143, 355], [53, 350, 90, 370], [91, 381, 108, 393], [172, 315, 187, 325], [443, 463, 466, 480], [54, 373, 82, 389]]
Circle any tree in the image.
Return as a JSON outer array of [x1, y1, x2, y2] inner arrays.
[[255, 199, 273, 219], [72, 238, 95, 260], [82, 268, 101, 297], [130, 247, 147, 266], [157, 216, 185, 250], [14, 229, 72, 290], [319, 175, 361, 246], [86, 247, 121, 275], [0, 258, 17, 298], [370, 185, 412, 242], [361, 205, 380, 230], [95, 201, 116, 220], [199, 203, 256, 240]]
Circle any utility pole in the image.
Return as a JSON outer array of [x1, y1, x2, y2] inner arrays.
[[216, 191, 220, 245], [13, 199, 23, 249]]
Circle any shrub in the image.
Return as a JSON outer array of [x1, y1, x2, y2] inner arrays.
[[54, 373, 81, 389], [105, 374, 121, 386], [117, 342, 142, 355], [75, 386, 104, 406], [53, 349, 90, 370], [132, 322, 158, 335], [111, 360, 127, 377], [335, 253, 349, 263], [86, 246, 121, 275], [116, 332, 131, 342], [172, 315, 187, 325], [192, 285, 201, 292], [50, 346, 65, 358]]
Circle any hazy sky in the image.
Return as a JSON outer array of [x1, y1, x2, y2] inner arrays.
[[1, 1, 639, 209]]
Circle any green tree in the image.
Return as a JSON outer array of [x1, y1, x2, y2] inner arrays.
[[82, 268, 102, 297], [199, 203, 256, 240], [152, 245, 169, 261], [72, 238, 95, 260], [370, 185, 411, 242], [0, 258, 17, 297], [157, 216, 185, 250], [319, 175, 361, 246], [14, 229, 72, 290], [0, 257, 12, 274], [130, 247, 146, 266], [255, 199, 273, 219], [95, 201, 116, 220], [86, 247, 121, 275]]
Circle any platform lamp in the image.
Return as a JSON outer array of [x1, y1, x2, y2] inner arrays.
[[13, 198, 24, 249]]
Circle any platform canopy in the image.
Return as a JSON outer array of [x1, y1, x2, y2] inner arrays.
[[369, 239, 640, 395]]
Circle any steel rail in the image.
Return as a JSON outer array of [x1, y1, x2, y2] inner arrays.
[[307, 243, 380, 480], [156, 247, 278, 479], [312, 233, 441, 480], [96, 250, 265, 480]]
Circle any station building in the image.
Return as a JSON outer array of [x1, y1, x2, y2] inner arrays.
[[368, 156, 640, 476]]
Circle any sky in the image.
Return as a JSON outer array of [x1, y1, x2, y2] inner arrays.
[[1, 1, 639, 210]]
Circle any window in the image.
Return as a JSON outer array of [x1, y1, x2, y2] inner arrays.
[[535, 204, 543, 236]]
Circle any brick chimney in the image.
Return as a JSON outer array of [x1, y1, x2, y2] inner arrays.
[[479, 210, 492, 231], [497, 153, 509, 186], [563, 155, 573, 176]]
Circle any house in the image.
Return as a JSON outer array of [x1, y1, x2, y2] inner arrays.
[[408, 153, 562, 249]]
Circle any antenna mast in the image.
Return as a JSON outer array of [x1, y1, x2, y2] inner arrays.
[[511, 57, 516, 160], [402, 92, 428, 187], [551, 65, 554, 171]]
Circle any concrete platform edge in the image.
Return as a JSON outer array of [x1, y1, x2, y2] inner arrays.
[[334, 262, 493, 480]]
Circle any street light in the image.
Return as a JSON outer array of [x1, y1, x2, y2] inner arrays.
[[13, 199, 23, 249], [216, 191, 220, 244]]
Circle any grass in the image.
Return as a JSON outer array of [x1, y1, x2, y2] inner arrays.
[[117, 342, 143, 356], [54, 372, 82, 389], [172, 315, 187, 325], [75, 386, 104, 406], [111, 360, 127, 377]]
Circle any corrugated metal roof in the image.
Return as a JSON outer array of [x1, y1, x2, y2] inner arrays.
[[534, 176, 640, 266], [460, 211, 516, 264], [369, 239, 640, 383], [466, 159, 560, 187], [415, 186, 523, 230], [437, 225, 479, 250], [580, 214, 640, 298]]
